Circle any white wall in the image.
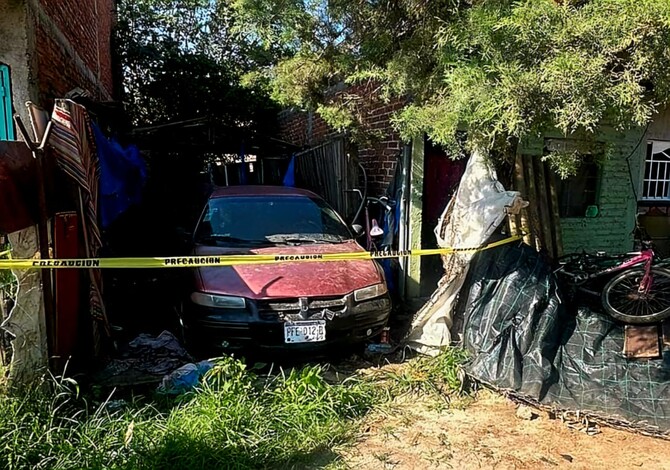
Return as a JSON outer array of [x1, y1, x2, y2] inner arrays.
[[0, 0, 35, 135]]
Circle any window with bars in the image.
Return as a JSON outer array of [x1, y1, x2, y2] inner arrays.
[[642, 141, 670, 202]]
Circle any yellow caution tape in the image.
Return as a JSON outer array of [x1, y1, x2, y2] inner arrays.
[[0, 235, 522, 270]]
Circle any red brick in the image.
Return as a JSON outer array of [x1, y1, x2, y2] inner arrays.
[[32, 0, 115, 105], [278, 82, 408, 194]]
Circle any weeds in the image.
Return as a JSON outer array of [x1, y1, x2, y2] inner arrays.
[[0, 356, 378, 469], [0, 349, 468, 469], [379, 347, 470, 400]]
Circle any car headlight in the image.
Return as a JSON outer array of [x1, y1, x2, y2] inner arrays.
[[354, 283, 388, 302], [190, 292, 246, 309]]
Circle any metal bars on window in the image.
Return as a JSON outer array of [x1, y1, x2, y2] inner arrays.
[[642, 142, 670, 201]]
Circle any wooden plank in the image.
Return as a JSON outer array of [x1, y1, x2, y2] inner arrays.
[[523, 154, 543, 252], [513, 153, 532, 246], [547, 167, 564, 257], [534, 155, 555, 258]]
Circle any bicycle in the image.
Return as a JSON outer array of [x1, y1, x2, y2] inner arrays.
[[556, 237, 670, 324], [347, 189, 394, 251]]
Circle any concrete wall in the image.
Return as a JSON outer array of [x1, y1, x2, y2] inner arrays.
[[648, 105, 670, 142], [0, 0, 34, 132], [5, 228, 49, 383], [0, 0, 49, 383]]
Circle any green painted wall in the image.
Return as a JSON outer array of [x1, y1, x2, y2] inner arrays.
[[520, 126, 646, 255]]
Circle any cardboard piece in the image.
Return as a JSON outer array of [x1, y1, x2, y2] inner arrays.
[[624, 324, 662, 359]]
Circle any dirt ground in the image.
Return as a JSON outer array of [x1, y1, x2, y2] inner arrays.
[[343, 391, 670, 469]]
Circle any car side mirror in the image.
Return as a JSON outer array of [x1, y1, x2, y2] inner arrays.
[[352, 224, 365, 238]]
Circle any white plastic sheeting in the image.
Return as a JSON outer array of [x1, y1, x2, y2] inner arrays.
[[406, 149, 526, 355]]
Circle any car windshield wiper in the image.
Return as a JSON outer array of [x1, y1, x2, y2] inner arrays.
[[197, 235, 271, 246]]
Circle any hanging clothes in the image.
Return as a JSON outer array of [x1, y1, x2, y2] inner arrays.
[[91, 122, 146, 228], [49, 99, 109, 333]]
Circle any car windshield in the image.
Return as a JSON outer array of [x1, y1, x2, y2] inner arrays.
[[194, 195, 353, 246]]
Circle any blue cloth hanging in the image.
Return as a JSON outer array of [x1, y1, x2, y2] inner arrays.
[[282, 154, 296, 187], [92, 122, 146, 228]]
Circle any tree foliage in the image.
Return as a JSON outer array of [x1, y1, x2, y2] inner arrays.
[[116, 0, 279, 138], [231, 0, 670, 171]]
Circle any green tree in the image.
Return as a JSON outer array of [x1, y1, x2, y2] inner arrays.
[[116, 0, 279, 139], [231, 0, 670, 173]]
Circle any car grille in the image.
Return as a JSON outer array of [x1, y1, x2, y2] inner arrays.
[[257, 295, 349, 320]]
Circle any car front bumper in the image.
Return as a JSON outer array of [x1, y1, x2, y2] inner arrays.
[[182, 293, 392, 355]]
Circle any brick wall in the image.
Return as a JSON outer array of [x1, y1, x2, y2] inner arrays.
[[279, 83, 407, 196], [29, 0, 115, 108], [520, 127, 645, 255]]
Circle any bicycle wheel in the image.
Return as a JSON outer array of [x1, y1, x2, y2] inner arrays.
[[602, 267, 670, 324]]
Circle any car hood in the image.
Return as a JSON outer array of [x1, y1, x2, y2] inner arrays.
[[192, 241, 383, 299]]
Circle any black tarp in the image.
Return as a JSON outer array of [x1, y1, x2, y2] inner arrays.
[[458, 242, 670, 435]]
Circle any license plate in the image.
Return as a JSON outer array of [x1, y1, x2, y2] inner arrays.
[[284, 320, 326, 343]]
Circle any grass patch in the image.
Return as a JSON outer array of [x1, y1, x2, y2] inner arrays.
[[373, 347, 470, 402], [0, 349, 469, 469]]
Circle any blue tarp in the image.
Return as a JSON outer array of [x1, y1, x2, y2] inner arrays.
[[92, 123, 146, 228], [282, 155, 296, 187]]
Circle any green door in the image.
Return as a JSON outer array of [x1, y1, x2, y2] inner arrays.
[[0, 64, 15, 140]]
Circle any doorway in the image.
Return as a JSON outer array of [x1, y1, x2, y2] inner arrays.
[[420, 141, 467, 296]]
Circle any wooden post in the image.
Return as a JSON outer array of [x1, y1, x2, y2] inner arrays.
[[513, 153, 532, 246], [547, 169, 564, 257], [534, 156, 555, 258], [522, 154, 543, 252]]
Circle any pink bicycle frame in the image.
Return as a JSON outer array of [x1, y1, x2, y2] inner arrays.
[[601, 249, 655, 293]]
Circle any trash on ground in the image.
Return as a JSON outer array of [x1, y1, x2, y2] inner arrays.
[[94, 330, 193, 387], [366, 343, 395, 354], [157, 360, 214, 395], [515, 405, 538, 421]]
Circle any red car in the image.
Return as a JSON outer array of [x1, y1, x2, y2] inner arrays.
[[180, 185, 391, 354]]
